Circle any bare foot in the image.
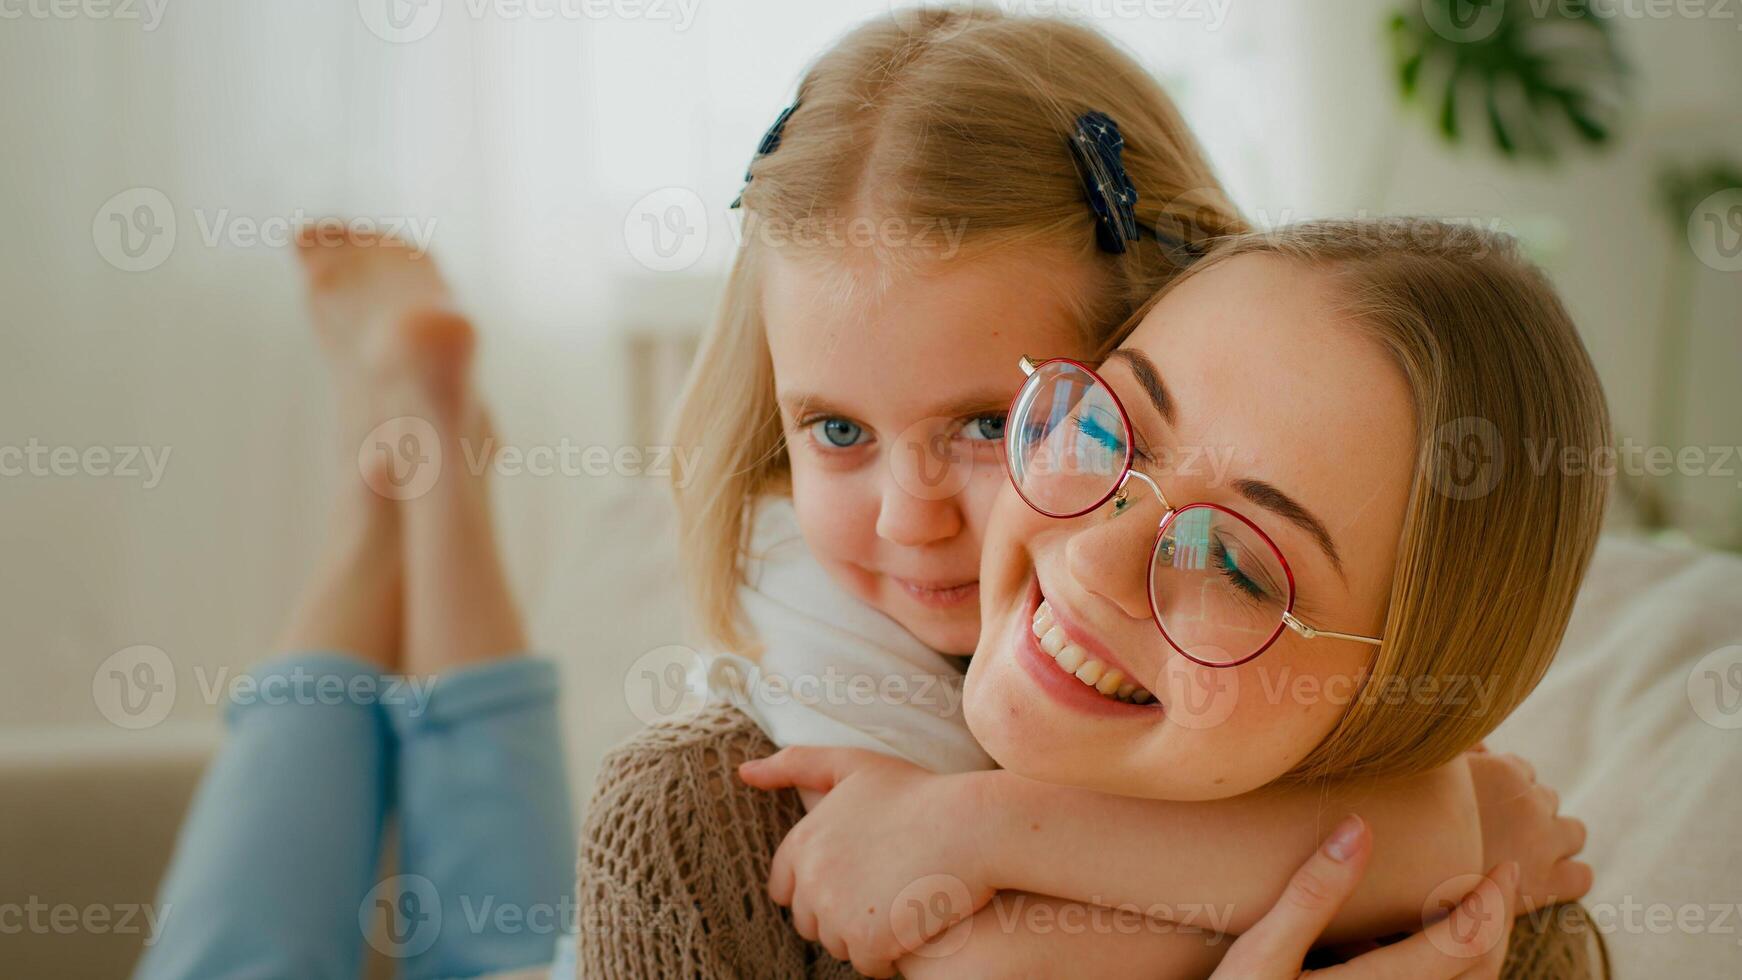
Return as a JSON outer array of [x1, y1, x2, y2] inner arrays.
[[296, 223, 451, 368]]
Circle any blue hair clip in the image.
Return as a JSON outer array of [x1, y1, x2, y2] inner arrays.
[[730, 101, 800, 210], [1068, 111, 1205, 264], [1070, 111, 1142, 254]]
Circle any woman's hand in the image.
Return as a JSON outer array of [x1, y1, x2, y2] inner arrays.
[[1213, 814, 1520, 979], [739, 747, 996, 978], [1466, 748, 1593, 910]]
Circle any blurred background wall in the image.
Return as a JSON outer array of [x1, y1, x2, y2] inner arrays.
[[1, 0, 1738, 819]]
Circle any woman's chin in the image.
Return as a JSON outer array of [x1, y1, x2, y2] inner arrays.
[[964, 607, 1290, 802]]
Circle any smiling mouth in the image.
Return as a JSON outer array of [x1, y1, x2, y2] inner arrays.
[[1031, 599, 1156, 705], [894, 577, 979, 607]]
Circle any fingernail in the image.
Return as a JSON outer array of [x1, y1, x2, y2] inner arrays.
[[1498, 861, 1520, 889], [1323, 814, 1365, 862]]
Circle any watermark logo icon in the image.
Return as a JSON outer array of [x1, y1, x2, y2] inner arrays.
[[623, 644, 710, 725], [1688, 645, 1742, 730], [889, 417, 978, 502], [624, 187, 708, 272], [361, 874, 443, 958], [1428, 416, 1504, 501], [359, 416, 443, 501], [94, 188, 176, 273], [358, 0, 444, 43], [891, 873, 974, 959], [1688, 188, 1742, 273], [1420, 871, 1509, 958], [1155, 651, 1240, 731], [93, 644, 177, 729], [1421, 0, 1507, 43], [886, 0, 988, 42]]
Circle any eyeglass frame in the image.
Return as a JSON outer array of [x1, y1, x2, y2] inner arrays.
[[1005, 355, 1384, 668]]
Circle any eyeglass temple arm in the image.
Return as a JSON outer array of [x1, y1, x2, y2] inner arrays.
[[1281, 611, 1383, 647]]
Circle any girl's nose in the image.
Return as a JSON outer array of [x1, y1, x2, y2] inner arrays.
[[876, 467, 964, 548], [1066, 498, 1156, 621]]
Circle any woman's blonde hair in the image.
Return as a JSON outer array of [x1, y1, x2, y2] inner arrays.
[[670, 8, 1244, 653], [1125, 220, 1612, 783]]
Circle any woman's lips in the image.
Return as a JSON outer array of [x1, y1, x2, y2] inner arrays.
[[1013, 579, 1162, 718], [891, 576, 980, 608]]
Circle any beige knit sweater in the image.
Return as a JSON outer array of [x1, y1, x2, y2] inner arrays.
[[575, 705, 1605, 979]]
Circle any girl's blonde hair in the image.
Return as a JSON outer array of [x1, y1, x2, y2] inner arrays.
[[671, 8, 1244, 653], [1131, 220, 1612, 783]]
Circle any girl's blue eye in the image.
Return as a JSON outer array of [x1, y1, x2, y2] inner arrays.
[[808, 417, 866, 448], [963, 414, 1006, 442]]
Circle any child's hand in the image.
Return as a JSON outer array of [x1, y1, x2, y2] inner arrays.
[[1466, 748, 1593, 911], [739, 747, 997, 978]]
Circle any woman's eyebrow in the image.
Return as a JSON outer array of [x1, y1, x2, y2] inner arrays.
[[1232, 477, 1345, 577], [1105, 349, 1175, 426], [1104, 348, 1346, 577]]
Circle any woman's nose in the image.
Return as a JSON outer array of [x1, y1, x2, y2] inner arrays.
[[1066, 498, 1156, 621]]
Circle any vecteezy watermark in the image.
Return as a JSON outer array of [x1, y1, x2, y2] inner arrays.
[[1417, 0, 1742, 45], [0, 439, 172, 489], [359, 416, 444, 502], [1687, 645, 1742, 731], [92, 188, 438, 273], [93, 187, 177, 273], [732, 209, 970, 260], [891, 876, 1236, 962], [92, 645, 177, 730], [92, 645, 439, 729], [0, 898, 173, 945], [361, 875, 443, 959], [622, 644, 970, 727], [624, 187, 709, 273], [1427, 416, 1505, 501], [361, 878, 597, 959], [1688, 187, 1742, 272], [357, 420, 701, 502], [0, 0, 169, 30], [887, 0, 1232, 37], [1523, 437, 1742, 488], [1420, 870, 1512, 959], [1550, 896, 1742, 942], [622, 187, 980, 273], [357, 0, 701, 44]]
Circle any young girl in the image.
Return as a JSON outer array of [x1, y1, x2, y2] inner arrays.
[[577, 8, 1594, 978], [738, 219, 1612, 977]]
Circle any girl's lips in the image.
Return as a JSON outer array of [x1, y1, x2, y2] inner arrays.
[[892, 576, 980, 608], [1013, 579, 1162, 719]]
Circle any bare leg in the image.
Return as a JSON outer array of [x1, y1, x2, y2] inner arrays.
[[291, 223, 526, 675], [393, 308, 529, 674]]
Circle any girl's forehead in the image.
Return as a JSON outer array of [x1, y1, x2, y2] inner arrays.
[[763, 248, 1100, 414]]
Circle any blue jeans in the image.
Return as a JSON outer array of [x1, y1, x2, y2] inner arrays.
[[134, 653, 575, 980]]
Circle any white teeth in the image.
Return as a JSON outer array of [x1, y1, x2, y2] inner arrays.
[[1055, 644, 1086, 673], [1029, 599, 1156, 705], [1096, 670, 1125, 696]]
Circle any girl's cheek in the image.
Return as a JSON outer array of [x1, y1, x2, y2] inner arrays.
[[789, 456, 883, 570]]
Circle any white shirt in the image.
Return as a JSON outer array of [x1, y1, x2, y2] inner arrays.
[[693, 497, 996, 774]]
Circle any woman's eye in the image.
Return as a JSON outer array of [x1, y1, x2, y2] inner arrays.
[[962, 414, 1006, 442], [1072, 410, 1126, 455], [807, 417, 867, 449]]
